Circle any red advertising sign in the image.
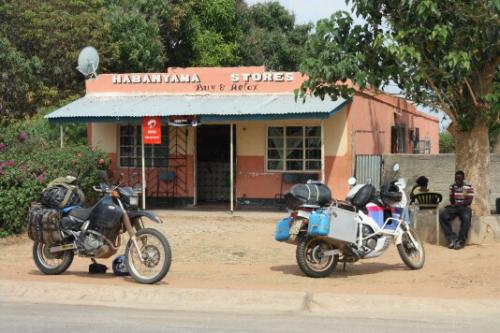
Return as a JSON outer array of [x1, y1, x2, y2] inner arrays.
[[142, 116, 161, 144]]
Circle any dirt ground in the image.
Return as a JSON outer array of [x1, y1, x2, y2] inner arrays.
[[1, 210, 499, 299]]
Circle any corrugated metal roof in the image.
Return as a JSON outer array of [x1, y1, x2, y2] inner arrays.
[[45, 94, 348, 123]]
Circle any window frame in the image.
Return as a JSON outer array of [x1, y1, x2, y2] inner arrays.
[[265, 125, 322, 172], [118, 124, 169, 168]]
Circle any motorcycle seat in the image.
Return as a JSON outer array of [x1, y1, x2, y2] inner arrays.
[[68, 207, 93, 221]]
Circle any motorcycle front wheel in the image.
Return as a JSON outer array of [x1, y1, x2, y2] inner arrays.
[[296, 237, 338, 278], [32, 242, 74, 275], [125, 228, 172, 284], [397, 228, 425, 269]]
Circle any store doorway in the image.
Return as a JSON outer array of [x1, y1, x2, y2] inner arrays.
[[196, 125, 235, 203]]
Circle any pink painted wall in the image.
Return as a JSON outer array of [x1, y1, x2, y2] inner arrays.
[[349, 92, 439, 155]]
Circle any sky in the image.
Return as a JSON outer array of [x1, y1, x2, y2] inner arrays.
[[245, 0, 449, 130], [245, 0, 353, 24]]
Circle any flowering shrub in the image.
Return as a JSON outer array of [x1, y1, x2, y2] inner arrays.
[[0, 115, 109, 237]]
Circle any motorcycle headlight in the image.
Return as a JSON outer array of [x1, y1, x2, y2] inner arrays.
[[129, 196, 139, 207]]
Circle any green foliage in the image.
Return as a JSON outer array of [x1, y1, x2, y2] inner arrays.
[[439, 131, 455, 153], [238, 2, 312, 71], [300, 0, 499, 132], [0, 36, 42, 118], [105, 0, 167, 72], [0, 115, 109, 238], [0, 0, 113, 114]]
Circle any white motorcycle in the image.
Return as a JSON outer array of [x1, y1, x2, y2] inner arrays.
[[275, 164, 425, 278]]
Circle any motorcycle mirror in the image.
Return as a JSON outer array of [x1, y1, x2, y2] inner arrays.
[[393, 163, 400, 173], [348, 177, 357, 186], [395, 178, 407, 190]]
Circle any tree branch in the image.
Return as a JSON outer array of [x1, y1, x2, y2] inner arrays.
[[464, 78, 479, 107]]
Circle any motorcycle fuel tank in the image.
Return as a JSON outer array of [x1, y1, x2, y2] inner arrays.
[[88, 197, 123, 241]]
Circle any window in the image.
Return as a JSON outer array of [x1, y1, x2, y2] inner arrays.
[[119, 125, 168, 167], [267, 126, 321, 171]]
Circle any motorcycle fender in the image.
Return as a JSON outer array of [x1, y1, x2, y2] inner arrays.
[[128, 210, 163, 224], [395, 231, 403, 245]]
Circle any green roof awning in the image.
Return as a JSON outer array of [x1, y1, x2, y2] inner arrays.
[[45, 94, 349, 123]]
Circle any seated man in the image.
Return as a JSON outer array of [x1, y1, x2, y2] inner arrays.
[[410, 176, 430, 203], [439, 170, 474, 250]]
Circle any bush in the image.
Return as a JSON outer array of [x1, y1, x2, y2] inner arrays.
[[0, 117, 109, 237], [439, 131, 455, 153]]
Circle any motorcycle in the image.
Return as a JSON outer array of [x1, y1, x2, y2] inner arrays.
[[29, 173, 172, 284], [275, 163, 425, 278]]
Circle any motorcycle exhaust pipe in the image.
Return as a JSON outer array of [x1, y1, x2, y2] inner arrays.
[[49, 243, 76, 253]]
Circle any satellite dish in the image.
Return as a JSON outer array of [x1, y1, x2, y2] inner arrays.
[[77, 46, 99, 79]]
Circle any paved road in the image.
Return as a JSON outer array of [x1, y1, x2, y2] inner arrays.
[[1, 301, 498, 333]]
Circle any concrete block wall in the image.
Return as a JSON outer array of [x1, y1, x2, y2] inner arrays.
[[383, 154, 500, 209]]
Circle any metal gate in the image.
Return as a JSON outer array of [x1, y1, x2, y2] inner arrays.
[[354, 155, 382, 188]]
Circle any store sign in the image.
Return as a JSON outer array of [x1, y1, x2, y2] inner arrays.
[[113, 73, 201, 84], [168, 116, 199, 127], [142, 117, 161, 144]]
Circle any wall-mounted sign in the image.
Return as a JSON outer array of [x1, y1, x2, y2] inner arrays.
[[142, 116, 161, 144], [168, 116, 199, 127], [113, 73, 201, 84]]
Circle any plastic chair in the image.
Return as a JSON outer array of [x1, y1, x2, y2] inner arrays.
[[412, 192, 443, 244], [156, 171, 176, 202]]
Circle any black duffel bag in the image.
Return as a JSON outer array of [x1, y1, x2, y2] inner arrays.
[[284, 181, 332, 210], [40, 176, 85, 209]]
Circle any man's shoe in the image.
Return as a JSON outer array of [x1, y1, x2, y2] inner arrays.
[[448, 240, 456, 249], [454, 241, 465, 250]]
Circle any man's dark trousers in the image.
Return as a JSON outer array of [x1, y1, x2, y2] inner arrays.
[[439, 206, 472, 243]]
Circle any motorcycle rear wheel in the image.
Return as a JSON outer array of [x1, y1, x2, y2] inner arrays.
[[397, 228, 425, 269], [32, 242, 74, 275], [296, 237, 338, 278], [125, 228, 172, 284]]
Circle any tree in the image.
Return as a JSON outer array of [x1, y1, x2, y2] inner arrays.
[[439, 131, 455, 153], [0, 0, 113, 110], [163, 0, 243, 67], [0, 36, 41, 119], [300, 0, 499, 216], [238, 1, 312, 71], [105, 0, 168, 72]]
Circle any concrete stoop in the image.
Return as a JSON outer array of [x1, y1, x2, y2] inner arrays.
[[414, 210, 500, 246]]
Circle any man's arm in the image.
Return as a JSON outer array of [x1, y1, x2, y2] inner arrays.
[[449, 185, 456, 206], [455, 184, 474, 207]]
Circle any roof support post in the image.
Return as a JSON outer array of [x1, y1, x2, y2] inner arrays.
[[321, 120, 325, 183], [141, 128, 147, 209], [60, 125, 64, 148], [193, 126, 197, 206], [230, 123, 234, 214]]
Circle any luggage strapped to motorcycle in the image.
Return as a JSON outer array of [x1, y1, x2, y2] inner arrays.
[[40, 177, 85, 209]]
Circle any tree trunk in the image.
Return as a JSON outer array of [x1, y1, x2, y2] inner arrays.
[[449, 121, 491, 216], [493, 133, 500, 154]]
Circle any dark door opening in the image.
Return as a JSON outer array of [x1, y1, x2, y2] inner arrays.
[[196, 125, 233, 203]]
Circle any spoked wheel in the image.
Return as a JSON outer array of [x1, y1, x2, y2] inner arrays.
[[32, 242, 74, 275], [296, 237, 338, 278], [397, 228, 425, 269], [125, 228, 172, 284]]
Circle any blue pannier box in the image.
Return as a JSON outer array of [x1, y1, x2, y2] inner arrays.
[[307, 211, 330, 236], [275, 217, 292, 241]]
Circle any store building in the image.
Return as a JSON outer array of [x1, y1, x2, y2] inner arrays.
[[47, 66, 439, 209]]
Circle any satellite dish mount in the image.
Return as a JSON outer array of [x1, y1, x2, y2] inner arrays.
[[77, 46, 100, 79]]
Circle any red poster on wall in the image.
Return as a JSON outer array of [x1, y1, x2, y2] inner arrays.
[[142, 116, 161, 144]]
